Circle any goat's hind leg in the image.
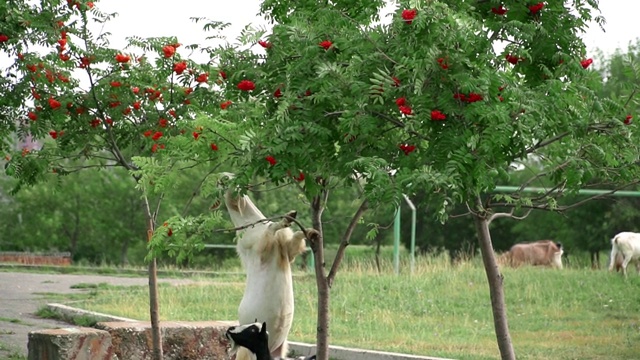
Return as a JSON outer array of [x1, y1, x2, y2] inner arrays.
[[270, 341, 289, 360], [621, 256, 632, 278], [608, 246, 619, 272]]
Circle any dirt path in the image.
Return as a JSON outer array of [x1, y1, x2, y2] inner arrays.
[[0, 271, 208, 359]]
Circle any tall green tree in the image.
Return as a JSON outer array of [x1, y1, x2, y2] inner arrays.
[[5, 1, 640, 360], [0, 163, 147, 264], [181, 1, 640, 359], [1, 1, 238, 357]]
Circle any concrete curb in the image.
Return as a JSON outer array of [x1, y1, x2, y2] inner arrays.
[[288, 342, 456, 360], [45, 303, 456, 360], [46, 303, 138, 324]]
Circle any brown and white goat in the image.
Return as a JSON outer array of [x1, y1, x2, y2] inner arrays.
[[501, 240, 564, 269]]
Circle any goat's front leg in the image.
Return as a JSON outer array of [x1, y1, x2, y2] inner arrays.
[[267, 210, 297, 234]]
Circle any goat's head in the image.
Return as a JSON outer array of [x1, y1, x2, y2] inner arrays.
[[226, 322, 268, 356]]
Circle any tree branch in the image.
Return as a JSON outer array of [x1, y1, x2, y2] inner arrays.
[[337, 11, 397, 65], [327, 199, 368, 288], [450, 210, 472, 218], [152, 193, 164, 227], [370, 111, 430, 141], [490, 180, 640, 211], [526, 131, 570, 154], [79, 15, 137, 172], [212, 213, 311, 236], [487, 208, 533, 226], [556, 181, 640, 211], [181, 165, 222, 217]]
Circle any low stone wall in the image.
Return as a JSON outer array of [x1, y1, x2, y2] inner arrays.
[[28, 305, 456, 360], [28, 321, 236, 360], [0, 251, 71, 266]]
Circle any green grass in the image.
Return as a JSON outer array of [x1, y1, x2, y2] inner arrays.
[[0, 342, 25, 360], [0, 262, 245, 278], [0, 317, 24, 325], [35, 307, 99, 328], [61, 255, 640, 360]]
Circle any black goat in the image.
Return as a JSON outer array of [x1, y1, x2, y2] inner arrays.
[[226, 322, 316, 360]]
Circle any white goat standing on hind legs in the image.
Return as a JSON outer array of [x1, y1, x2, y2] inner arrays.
[[221, 173, 318, 360]]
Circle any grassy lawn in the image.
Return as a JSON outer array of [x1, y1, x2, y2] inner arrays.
[[64, 256, 640, 360], [0, 342, 24, 360]]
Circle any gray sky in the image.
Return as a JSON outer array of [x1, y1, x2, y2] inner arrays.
[[97, 1, 639, 59], [0, 2, 635, 71]]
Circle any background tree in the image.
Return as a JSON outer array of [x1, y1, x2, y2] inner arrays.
[[0, 1, 241, 358], [0, 162, 146, 263]]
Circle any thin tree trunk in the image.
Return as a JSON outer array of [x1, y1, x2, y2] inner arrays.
[[591, 251, 600, 269], [143, 195, 163, 360], [309, 191, 368, 360], [147, 259, 162, 359], [375, 237, 382, 273], [120, 237, 130, 266], [310, 192, 330, 360], [314, 258, 330, 360], [472, 197, 515, 360]]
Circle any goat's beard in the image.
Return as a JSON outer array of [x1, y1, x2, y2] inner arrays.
[[226, 335, 239, 357]]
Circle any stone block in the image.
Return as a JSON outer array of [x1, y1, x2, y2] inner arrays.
[[27, 327, 113, 360], [96, 320, 238, 360]]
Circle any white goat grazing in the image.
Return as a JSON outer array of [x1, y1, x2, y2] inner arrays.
[[223, 176, 317, 360], [608, 232, 640, 277]]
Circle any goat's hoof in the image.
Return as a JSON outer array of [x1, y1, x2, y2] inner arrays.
[[209, 199, 222, 210], [217, 172, 235, 187], [306, 229, 320, 240], [284, 210, 297, 224]]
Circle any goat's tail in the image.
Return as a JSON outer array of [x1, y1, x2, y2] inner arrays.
[[611, 234, 620, 246], [608, 235, 621, 272]]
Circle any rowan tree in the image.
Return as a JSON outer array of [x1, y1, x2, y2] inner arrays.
[[1, 1, 237, 359], [4, 1, 640, 360], [188, 1, 640, 359]]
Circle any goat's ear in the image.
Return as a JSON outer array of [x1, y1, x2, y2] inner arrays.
[[261, 322, 267, 335]]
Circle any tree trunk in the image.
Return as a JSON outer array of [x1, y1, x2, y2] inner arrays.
[[67, 202, 81, 257], [591, 251, 600, 269], [314, 254, 330, 360], [310, 193, 330, 360], [300, 251, 308, 271], [120, 237, 130, 267], [375, 237, 382, 273], [147, 259, 162, 359], [309, 190, 367, 360], [472, 198, 515, 360], [143, 195, 163, 360]]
